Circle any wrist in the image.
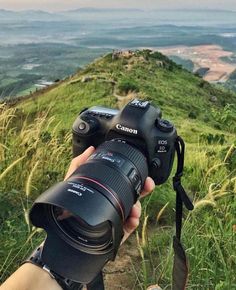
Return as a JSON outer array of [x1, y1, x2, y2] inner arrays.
[[24, 245, 83, 290], [23, 264, 62, 290], [0, 263, 62, 290]]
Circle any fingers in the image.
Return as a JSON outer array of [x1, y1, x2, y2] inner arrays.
[[124, 201, 141, 234], [129, 200, 141, 219], [124, 176, 155, 234], [122, 217, 139, 243], [64, 146, 95, 180], [122, 201, 141, 243], [140, 176, 155, 198], [122, 177, 155, 243]]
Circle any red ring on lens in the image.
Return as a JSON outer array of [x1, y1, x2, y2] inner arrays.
[[76, 176, 125, 222]]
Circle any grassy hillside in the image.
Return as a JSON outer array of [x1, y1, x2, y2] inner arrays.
[[1, 50, 236, 289]]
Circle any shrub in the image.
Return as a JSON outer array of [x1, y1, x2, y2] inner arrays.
[[199, 133, 226, 145], [188, 111, 198, 119], [117, 78, 139, 95]]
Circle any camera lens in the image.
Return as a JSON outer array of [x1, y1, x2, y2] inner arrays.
[[29, 139, 148, 282], [69, 140, 148, 221], [51, 206, 112, 251], [47, 140, 148, 251]]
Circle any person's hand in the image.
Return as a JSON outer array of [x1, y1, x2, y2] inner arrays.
[[122, 176, 155, 243], [64, 146, 155, 243]]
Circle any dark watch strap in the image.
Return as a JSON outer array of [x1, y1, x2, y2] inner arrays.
[[24, 245, 83, 290]]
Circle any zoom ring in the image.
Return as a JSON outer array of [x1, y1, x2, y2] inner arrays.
[[96, 141, 148, 184]]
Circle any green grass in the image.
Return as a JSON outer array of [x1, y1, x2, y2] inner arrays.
[[136, 142, 236, 289], [0, 50, 236, 289]]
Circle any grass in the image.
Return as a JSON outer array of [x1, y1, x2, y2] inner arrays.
[[133, 143, 236, 289], [0, 104, 71, 281], [0, 50, 236, 289]]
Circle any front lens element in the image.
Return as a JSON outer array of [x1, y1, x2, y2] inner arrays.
[[51, 206, 112, 251]]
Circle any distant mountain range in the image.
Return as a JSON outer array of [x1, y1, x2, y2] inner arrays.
[[153, 9, 236, 13], [66, 7, 144, 13], [0, 7, 236, 23], [0, 8, 236, 18], [0, 9, 53, 15], [0, 9, 58, 21], [0, 8, 144, 21]]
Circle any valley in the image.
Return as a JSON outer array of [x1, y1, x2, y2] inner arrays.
[[159, 44, 236, 83], [1, 9, 236, 98]]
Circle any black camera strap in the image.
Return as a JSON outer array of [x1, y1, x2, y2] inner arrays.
[[86, 272, 104, 290], [172, 136, 194, 290]]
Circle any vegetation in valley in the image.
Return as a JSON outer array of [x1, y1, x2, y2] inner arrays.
[[0, 44, 108, 98], [1, 9, 236, 99], [0, 50, 236, 289]]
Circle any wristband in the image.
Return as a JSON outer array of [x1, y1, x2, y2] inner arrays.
[[24, 245, 83, 290]]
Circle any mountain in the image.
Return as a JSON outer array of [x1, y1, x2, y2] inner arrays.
[[67, 7, 143, 13], [0, 9, 61, 21], [14, 49, 236, 142], [155, 9, 236, 13], [0, 9, 18, 19], [20, 9, 54, 17], [1, 50, 236, 289], [0, 8, 14, 14]]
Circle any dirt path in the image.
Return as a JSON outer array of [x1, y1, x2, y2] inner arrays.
[[113, 91, 138, 109], [81, 236, 141, 290], [104, 236, 141, 290]]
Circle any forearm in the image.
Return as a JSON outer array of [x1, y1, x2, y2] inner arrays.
[[0, 263, 62, 290]]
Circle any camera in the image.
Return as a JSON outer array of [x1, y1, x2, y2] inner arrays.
[[29, 99, 178, 284], [72, 99, 177, 185]]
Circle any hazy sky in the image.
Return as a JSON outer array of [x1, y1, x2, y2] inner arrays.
[[0, 0, 236, 12]]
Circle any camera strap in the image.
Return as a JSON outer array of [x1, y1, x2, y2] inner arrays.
[[86, 271, 104, 290], [172, 136, 194, 290]]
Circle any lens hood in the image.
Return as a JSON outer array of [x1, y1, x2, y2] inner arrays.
[[30, 180, 123, 283]]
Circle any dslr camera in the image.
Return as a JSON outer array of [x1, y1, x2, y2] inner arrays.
[[30, 100, 178, 285]]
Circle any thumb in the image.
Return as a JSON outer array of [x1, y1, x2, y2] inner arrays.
[[64, 146, 95, 180]]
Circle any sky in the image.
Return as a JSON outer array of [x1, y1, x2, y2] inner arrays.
[[0, 0, 236, 12]]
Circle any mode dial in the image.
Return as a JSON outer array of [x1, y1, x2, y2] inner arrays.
[[156, 119, 173, 133]]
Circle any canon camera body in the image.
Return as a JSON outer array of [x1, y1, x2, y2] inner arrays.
[[72, 99, 177, 185]]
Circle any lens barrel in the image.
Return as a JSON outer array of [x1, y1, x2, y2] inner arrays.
[[70, 140, 148, 220], [29, 140, 148, 283]]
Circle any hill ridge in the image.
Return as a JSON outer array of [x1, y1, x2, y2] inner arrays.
[[6, 49, 236, 145]]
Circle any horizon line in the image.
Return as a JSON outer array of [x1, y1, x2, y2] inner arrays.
[[0, 7, 236, 13]]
